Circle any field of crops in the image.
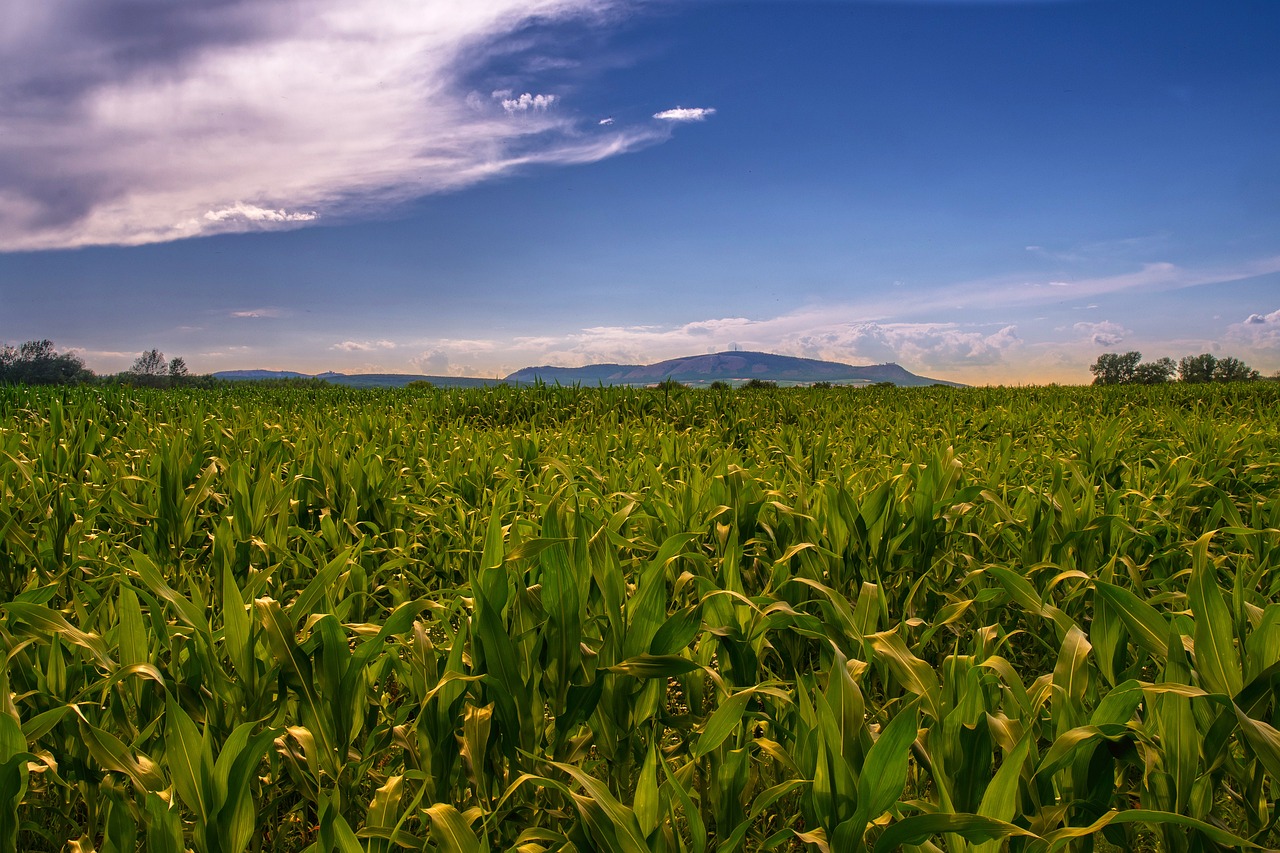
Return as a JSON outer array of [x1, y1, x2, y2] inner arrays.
[[1, 381, 1278, 852]]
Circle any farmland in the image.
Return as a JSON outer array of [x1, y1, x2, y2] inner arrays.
[[1, 382, 1278, 852]]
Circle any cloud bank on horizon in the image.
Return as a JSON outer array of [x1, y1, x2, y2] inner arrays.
[[0, 0, 712, 251], [303, 257, 1278, 384]]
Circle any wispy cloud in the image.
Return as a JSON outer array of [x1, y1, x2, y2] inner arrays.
[[927, 256, 1280, 315], [0, 0, 669, 251], [653, 107, 716, 122], [230, 308, 283, 319], [332, 340, 398, 352]]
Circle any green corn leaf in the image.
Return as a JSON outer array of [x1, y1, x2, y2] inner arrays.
[[213, 723, 279, 853], [1, 602, 113, 669], [1093, 582, 1170, 661], [318, 793, 365, 853], [1187, 534, 1242, 698], [1233, 706, 1280, 781], [634, 738, 660, 838], [852, 701, 919, 830], [142, 792, 184, 853], [425, 803, 482, 853], [873, 813, 1038, 853], [661, 755, 707, 853], [552, 761, 649, 853], [1038, 808, 1259, 850], [164, 695, 211, 821], [693, 690, 753, 758], [650, 603, 703, 656], [1244, 605, 1280, 682], [975, 729, 1032, 851], [78, 718, 166, 793], [606, 654, 701, 679]]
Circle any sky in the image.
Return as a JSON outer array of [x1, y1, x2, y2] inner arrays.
[[2, 0, 1278, 384]]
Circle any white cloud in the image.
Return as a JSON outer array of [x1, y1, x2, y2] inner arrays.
[[1226, 309, 1280, 348], [333, 340, 398, 352], [497, 92, 558, 113], [0, 0, 668, 251], [505, 309, 1022, 378], [598, 117, 615, 125], [230, 308, 283, 319], [205, 203, 318, 224], [1073, 320, 1129, 347], [653, 107, 716, 122]]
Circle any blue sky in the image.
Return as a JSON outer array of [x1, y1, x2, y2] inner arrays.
[[2, 0, 1278, 383]]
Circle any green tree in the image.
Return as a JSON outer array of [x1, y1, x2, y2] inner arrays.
[[1178, 353, 1217, 383], [1212, 356, 1259, 382], [1133, 357, 1176, 385], [168, 356, 188, 378], [0, 339, 92, 385], [1089, 351, 1142, 385], [131, 349, 168, 377]]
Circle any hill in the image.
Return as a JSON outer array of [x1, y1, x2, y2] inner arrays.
[[213, 370, 506, 389], [214, 352, 961, 388], [505, 351, 960, 387]]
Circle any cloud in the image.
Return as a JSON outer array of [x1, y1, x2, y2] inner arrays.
[[408, 338, 501, 376], [497, 92, 557, 113], [205, 203, 318, 224], [0, 0, 669, 251], [790, 323, 1022, 368], [598, 117, 615, 125], [506, 308, 1022, 377], [935, 256, 1280, 315], [1226, 309, 1280, 348], [333, 339, 398, 352], [1073, 320, 1129, 347], [230, 308, 283, 319], [653, 106, 716, 122]]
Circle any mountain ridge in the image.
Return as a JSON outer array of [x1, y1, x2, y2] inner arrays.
[[213, 351, 961, 388], [505, 351, 960, 387]]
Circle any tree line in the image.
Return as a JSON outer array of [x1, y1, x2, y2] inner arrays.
[[0, 340, 215, 387], [1090, 351, 1263, 385]]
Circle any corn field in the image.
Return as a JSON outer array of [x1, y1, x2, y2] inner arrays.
[[1, 382, 1278, 852]]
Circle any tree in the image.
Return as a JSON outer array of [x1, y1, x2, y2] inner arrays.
[[168, 357, 188, 378], [1133, 357, 1176, 385], [655, 377, 685, 393], [1212, 356, 1259, 382], [1090, 351, 1142, 385], [131, 349, 168, 377], [0, 339, 91, 385], [1177, 353, 1215, 383]]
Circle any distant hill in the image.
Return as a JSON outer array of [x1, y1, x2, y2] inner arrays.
[[322, 373, 505, 389], [213, 370, 505, 388], [214, 351, 961, 389], [505, 351, 961, 387], [213, 369, 311, 380]]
